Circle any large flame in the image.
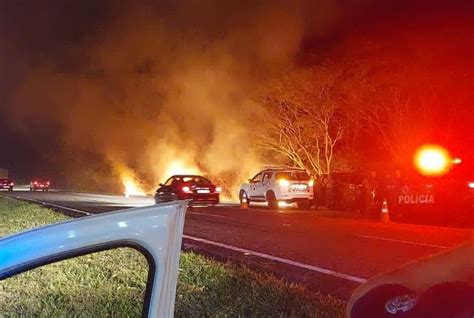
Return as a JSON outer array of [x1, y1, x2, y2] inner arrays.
[[161, 160, 202, 179], [123, 177, 147, 198], [117, 165, 147, 197]]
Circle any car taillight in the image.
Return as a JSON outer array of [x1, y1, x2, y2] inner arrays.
[[215, 186, 222, 193], [468, 182, 474, 189], [47, 181, 50, 185], [279, 179, 290, 186], [182, 186, 192, 193], [33, 181, 38, 185], [10, 182, 14, 186], [308, 179, 314, 187]]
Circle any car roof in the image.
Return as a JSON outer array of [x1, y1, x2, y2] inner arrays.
[[169, 175, 206, 178], [262, 168, 307, 173]]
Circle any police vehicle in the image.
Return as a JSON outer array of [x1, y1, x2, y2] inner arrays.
[[239, 168, 314, 210], [386, 146, 473, 226]]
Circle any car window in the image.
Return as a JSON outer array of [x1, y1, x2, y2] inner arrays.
[[263, 172, 272, 182], [164, 177, 174, 186], [275, 171, 310, 181], [171, 177, 182, 186], [182, 176, 212, 185], [252, 173, 263, 183], [0, 247, 149, 316]]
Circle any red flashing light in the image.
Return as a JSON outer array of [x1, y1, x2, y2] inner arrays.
[[414, 145, 451, 176]]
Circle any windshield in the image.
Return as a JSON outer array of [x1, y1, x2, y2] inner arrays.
[[275, 171, 310, 181], [182, 176, 212, 185]]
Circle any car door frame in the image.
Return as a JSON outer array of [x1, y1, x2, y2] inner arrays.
[[262, 172, 273, 198], [249, 172, 265, 201], [0, 202, 187, 317]]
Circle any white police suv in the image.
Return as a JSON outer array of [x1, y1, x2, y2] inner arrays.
[[239, 168, 314, 210]]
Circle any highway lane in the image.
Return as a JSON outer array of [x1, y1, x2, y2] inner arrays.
[[2, 190, 472, 299]]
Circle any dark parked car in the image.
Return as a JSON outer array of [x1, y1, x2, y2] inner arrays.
[[30, 179, 50, 191], [155, 175, 221, 206], [315, 172, 368, 212], [0, 178, 14, 191]]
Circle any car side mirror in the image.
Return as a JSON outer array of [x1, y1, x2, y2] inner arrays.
[[159, 183, 164, 187], [248, 179, 253, 183]]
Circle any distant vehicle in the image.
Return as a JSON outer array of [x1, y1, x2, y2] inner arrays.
[[154, 175, 221, 206], [0, 178, 14, 191], [30, 179, 50, 191], [239, 168, 314, 209]]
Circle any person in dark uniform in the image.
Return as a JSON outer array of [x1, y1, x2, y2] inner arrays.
[[361, 171, 377, 217]]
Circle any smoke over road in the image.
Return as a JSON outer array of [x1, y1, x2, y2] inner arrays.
[[4, 1, 325, 196]]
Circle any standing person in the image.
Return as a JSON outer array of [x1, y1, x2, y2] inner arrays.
[[315, 175, 328, 208], [333, 176, 343, 210], [326, 175, 334, 209], [361, 171, 377, 217]]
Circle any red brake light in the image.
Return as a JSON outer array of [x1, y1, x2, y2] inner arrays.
[[47, 181, 50, 185], [182, 186, 192, 193], [33, 181, 38, 185], [468, 182, 474, 189], [215, 186, 222, 193]]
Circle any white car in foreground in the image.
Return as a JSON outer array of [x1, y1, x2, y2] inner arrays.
[[239, 168, 314, 209], [0, 202, 187, 317]]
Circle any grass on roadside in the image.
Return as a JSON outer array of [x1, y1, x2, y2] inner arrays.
[[0, 197, 345, 317]]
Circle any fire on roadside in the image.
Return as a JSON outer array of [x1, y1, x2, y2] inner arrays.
[[117, 165, 147, 198], [161, 160, 202, 179], [123, 178, 147, 198]]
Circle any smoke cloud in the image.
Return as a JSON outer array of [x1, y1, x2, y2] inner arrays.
[[5, 1, 325, 195]]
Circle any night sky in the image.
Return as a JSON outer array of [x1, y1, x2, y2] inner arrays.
[[0, 0, 472, 187]]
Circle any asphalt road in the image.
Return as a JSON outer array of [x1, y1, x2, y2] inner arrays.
[[2, 189, 472, 299]]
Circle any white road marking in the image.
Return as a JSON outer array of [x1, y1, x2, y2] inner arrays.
[[187, 211, 229, 219], [358, 235, 449, 249], [1, 194, 91, 216], [183, 234, 367, 284], [2, 194, 366, 284]]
